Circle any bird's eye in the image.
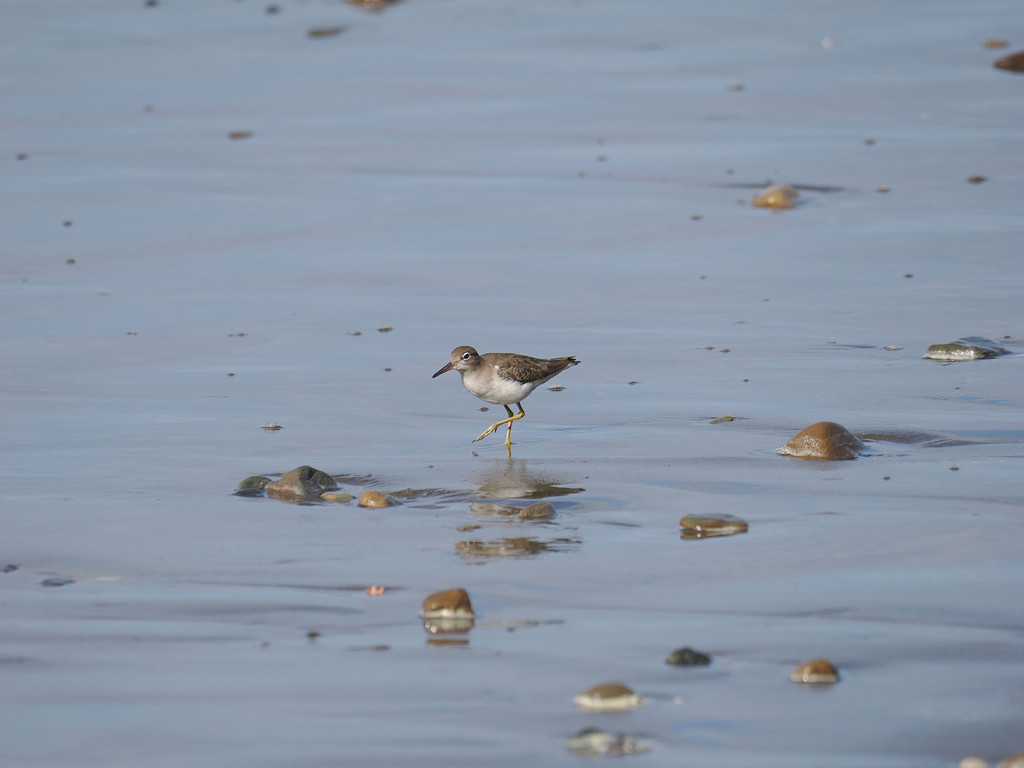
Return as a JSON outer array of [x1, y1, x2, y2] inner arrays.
[[462, 352, 472, 360]]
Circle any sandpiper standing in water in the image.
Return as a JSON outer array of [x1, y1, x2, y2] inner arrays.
[[432, 346, 580, 449]]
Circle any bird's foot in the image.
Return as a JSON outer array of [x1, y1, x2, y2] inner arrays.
[[473, 422, 501, 442]]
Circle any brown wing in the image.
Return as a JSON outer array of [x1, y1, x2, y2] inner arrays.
[[498, 355, 579, 384]]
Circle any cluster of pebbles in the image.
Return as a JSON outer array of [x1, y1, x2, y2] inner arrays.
[[416, 586, 848, 756]]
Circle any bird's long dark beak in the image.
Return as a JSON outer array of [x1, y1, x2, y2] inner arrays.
[[432, 361, 454, 378]]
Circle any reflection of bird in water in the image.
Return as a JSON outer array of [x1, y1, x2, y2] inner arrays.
[[433, 346, 579, 450], [456, 538, 555, 558], [472, 458, 585, 500]]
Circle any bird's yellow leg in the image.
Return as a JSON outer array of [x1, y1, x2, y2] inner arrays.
[[473, 403, 525, 443], [503, 404, 525, 448]]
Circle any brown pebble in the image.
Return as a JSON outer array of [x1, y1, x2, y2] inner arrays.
[[994, 51, 1024, 72], [421, 587, 474, 618], [997, 751, 1024, 768], [984, 38, 1008, 49], [781, 421, 865, 460], [520, 502, 555, 520], [358, 490, 396, 508], [967, 175, 987, 184], [307, 26, 345, 38], [752, 184, 799, 210], [228, 131, 253, 140], [790, 658, 839, 684]]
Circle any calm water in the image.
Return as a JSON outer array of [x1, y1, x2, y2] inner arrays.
[[3, 0, 1023, 765]]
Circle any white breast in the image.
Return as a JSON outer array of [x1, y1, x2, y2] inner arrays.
[[461, 365, 539, 405]]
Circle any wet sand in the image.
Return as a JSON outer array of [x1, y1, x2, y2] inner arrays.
[[3, 0, 1023, 765]]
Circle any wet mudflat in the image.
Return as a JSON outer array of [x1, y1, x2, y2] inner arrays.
[[3, 0, 1024, 766]]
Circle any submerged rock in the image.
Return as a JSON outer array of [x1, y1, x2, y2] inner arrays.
[[574, 682, 645, 712], [345, 0, 402, 10], [320, 490, 354, 503], [679, 514, 748, 539], [469, 502, 522, 516], [666, 647, 712, 666], [358, 490, 397, 508], [752, 184, 799, 210], [790, 658, 839, 684], [566, 728, 650, 757], [234, 475, 271, 496], [265, 465, 337, 502], [519, 501, 556, 520], [307, 26, 345, 38], [40, 577, 75, 587], [779, 421, 865, 460], [924, 336, 1009, 361]]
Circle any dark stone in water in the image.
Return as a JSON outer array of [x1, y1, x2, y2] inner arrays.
[[41, 577, 75, 587], [265, 465, 338, 502], [666, 647, 712, 666], [924, 336, 1009, 361]]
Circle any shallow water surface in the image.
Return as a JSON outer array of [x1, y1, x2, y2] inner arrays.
[[3, 0, 1024, 766]]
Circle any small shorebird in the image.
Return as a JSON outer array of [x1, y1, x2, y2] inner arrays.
[[433, 346, 580, 448]]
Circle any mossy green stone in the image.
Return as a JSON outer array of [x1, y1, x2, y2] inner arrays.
[[235, 475, 271, 495], [925, 336, 1009, 361]]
